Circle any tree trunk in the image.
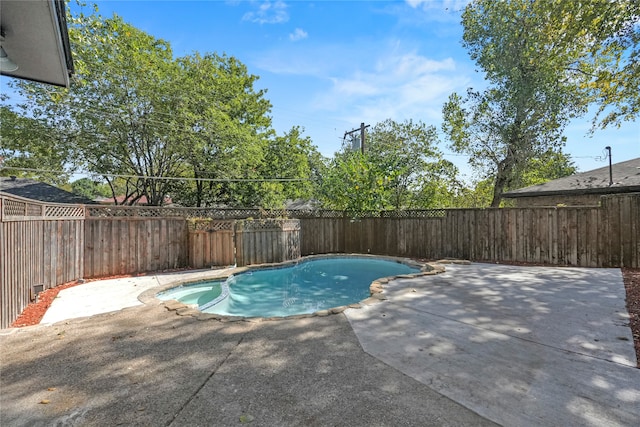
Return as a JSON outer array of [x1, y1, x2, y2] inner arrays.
[[490, 151, 517, 207], [491, 169, 508, 207]]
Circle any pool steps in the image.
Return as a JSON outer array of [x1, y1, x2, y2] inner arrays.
[[198, 278, 231, 311]]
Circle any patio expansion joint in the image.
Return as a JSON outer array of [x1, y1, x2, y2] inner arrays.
[[164, 325, 254, 426], [392, 300, 636, 369], [153, 274, 163, 289]]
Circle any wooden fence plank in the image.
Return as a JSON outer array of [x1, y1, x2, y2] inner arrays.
[[604, 197, 620, 267], [620, 195, 633, 267]]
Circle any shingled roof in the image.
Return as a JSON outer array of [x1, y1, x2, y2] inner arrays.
[[503, 157, 640, 198], [0, 177, 94, 204]]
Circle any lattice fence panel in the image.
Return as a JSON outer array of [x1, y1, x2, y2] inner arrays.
[[2, 194, 85, 221], [26, 203, 44, 217], [237, 219, 301, 231], [86, 205, 448, 219], [45, 205, 85, 219], [174, 208, 264, 219], [3, 198, 42, 218], [4, 199, 26, 217], [287, 209, 345, 218], [380, 209, 446, 218], [205, 209, 263, 219], [86, 206, 266, 219], [86, 206, 149, 217], [188, 219, 235, 232]]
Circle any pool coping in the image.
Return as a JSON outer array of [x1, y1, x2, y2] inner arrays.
[[139, 254, 469, 322]]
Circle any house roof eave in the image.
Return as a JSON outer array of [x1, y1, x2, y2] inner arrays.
[[0, 0, 74, 87], [503, 185, 640, 199]]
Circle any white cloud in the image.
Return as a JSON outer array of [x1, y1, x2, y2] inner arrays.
[[289, 28, 308, 42], [315, 51, 470, 124], [405, 0, 426, 7], [330, 75, 379, 97], [251, 42, 351, 76], [405, 0, 470, 11], [376, 53, 456, 76], [243, 1, 289, 24], [399, 0, 470, 24], [251, 40, 478, 150]]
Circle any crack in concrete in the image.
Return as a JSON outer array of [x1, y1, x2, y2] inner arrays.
[[166, 325, 253, 426]]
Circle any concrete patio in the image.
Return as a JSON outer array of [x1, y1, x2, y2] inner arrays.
[[1, 262, 638, 426]]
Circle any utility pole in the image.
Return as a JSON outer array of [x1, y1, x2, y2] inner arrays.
[[343, 122, 370, 153], [605, 146, 613, 186], [360, 122, 367, 154]]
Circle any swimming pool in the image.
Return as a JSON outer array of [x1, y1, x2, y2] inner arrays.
[[157, 256, 421, 318]]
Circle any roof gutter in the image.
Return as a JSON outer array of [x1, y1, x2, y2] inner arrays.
[[50, 0, 74, 85], [502, 186, 640, 199]]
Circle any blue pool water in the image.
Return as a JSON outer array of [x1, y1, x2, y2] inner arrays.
[[157, 256, 419, 318]]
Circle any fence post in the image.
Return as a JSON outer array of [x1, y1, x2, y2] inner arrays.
[[234, 220, 244, 267]]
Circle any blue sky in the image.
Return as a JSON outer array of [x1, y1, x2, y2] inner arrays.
[[6, 0, 640, 180]]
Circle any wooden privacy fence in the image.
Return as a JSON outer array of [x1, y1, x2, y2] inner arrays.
[[1, 193, 85, 329], [85, 218, 302, 274], [300, 194, 639, 268], [84, 217, 188, 278], [2, 192, 639, 329]]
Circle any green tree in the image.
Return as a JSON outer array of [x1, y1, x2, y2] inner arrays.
[[448, 178, 494, 208], [7, 12, 184, 205], [167, 52, 273, 207], [444, 0, 639, 207], [320, 119, 453, 212], [258, 126, 324, 209], [320, 150, 389, 213], [545, 0, 640, 128], [70, 177, 111, 200], [446, 150, 577, 208], [515, 150, 577, 188], [366, 119, 456, 209], [0, 102, 72, 185], [5, 11, 278, 207], [443, 0, 588, 207]]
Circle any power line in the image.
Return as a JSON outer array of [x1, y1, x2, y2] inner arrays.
[[2, 95, 271, 138], [4, 93, 336, 138], [1, 167, 309, 183], [2, 93, 355, 146]]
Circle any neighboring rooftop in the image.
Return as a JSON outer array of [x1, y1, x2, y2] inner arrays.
[[503, 157, 640, 198], [286, 199, 321, 210], [0, 176, 93, 204], [95, 194, 173, 206]]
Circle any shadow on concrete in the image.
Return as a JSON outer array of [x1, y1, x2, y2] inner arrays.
[[1, 304, 495, 426], [345, 263, 639, 427]]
